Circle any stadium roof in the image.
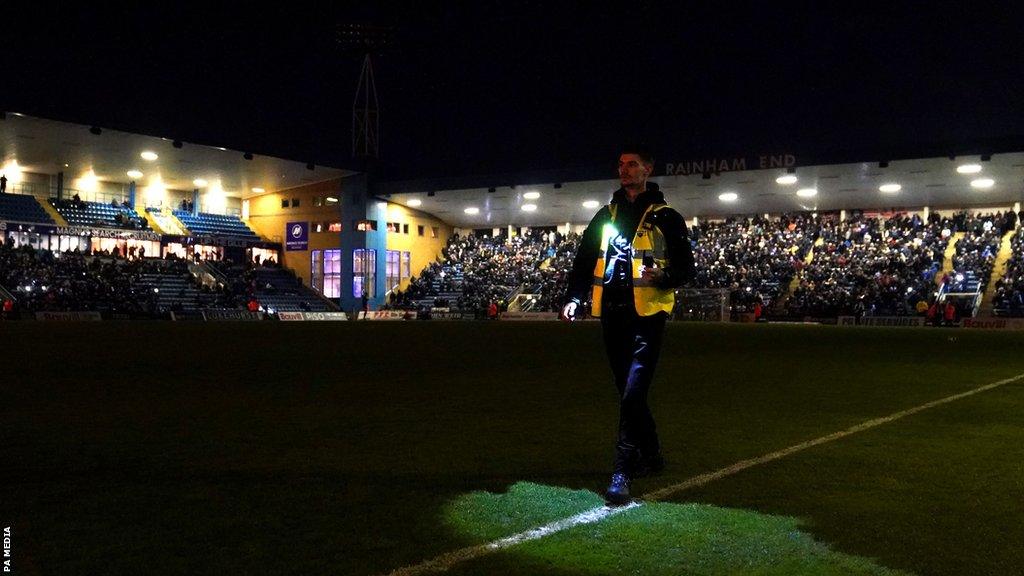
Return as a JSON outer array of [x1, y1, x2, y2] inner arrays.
[[379, 152, 1024, 228], [0, 113, 355, 197]]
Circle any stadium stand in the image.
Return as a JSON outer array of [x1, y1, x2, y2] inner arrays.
[[0, 193, 56, 225], [134, 259, 238, 315], [145, 207, 188, 235], [391, 230, 570, 312], [51, 198, 148, 229], [173, 210, 260, 239], [991, 230, 1024, 317], [208, 260, 335, 312], [944, 211, 1007, 294], [787, 213, 948, 318], [692, 213, 815, 314]]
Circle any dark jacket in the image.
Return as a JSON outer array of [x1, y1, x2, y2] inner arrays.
[[567, 182, 696, 303]]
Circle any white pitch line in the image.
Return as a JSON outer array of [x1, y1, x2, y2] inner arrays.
[[381, 370, 1024, 576]]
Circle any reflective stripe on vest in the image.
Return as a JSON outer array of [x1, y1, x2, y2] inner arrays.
[[590, 203, 676, 318]]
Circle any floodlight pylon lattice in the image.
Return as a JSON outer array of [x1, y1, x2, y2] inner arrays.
[[336, 23, 394, 162]]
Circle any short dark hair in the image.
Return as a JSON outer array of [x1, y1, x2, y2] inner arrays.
[[621, 144, 654, 166]]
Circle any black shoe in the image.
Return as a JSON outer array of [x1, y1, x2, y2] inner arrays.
[[634, 453, 665, 478], [604, 472, 631, 506]]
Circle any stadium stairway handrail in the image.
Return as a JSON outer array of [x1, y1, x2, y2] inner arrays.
[[192, 261, 224, 290], [197, 261, 230, 286], [0, 282, 16, 304]]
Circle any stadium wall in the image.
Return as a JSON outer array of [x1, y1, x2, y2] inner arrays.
[[243, 178, 453, 294], [246, 178, 345, 286]]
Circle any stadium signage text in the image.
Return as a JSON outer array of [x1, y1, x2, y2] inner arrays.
[[54, 227, 161, 242], [500, 312, 559, 321], [664, 154, 796, 176], [961, 317, 1024, 330], [838, 316, 925, 327], [201, 310, 264, 321], [278, 311, 348, 321], [360, 309, 415, 317], [34, 311, 102, 321]]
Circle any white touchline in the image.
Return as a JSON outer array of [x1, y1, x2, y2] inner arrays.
[[380, 370, 1024, 576]]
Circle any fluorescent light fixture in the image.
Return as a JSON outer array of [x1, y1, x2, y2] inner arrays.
[[879, 183, 902, 193], [126, 170, 143, 179], [970, 178, 994, 189], [523, 191, 541, 200], [776, 174, 798, 185], [718, 192, 738, 202], [521, 204, 537, 212], [582, 200, 600, 209], [407, 199, 422, 207], [251, 187, 265, 193], [326, 196, 338, 203], [464, 207, 480, 215], [957, 164, 982, 174], [193, 178, 208, 187], [796, 188, 818, 197], [140, 151, 158, 161]]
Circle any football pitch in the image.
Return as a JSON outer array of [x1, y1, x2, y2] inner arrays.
[[3, 321, 1024, 575]]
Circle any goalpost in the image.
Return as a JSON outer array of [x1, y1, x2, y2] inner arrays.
[[673, 288, 730, 322]]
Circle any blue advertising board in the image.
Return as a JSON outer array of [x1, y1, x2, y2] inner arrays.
[[285, 221, 308, 251]]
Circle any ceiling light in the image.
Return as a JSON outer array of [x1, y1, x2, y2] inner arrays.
[[523, 191, 541, 200], [796, 188, 818, 197], [971, 178, 994, 189], [718, 192, 738, 202], [582, 200, 600, 209], [957, 164, 982, 174], [193, 178, 208, 187], [326, 197, 338, 203], [776, 175, 798, 185], [251, 187, 265, 193], [407, 199, 422, 207], [140, 151, 158, 161], [879, 183, 901, 193], [521, 204, 537, 212], [464, 207, 479, 215], [126, 170, 143, 179]]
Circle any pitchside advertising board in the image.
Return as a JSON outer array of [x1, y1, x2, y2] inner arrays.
[[838, 316, 925, 327], [285, 222, 308, 251], [278, 312, 349, 321]]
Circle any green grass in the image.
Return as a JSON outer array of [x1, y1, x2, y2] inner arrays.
[[2, 322, 1023, 575], [446, 483, 911, 575]]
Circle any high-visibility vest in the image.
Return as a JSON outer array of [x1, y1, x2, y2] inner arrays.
[[590, 202, 676, 318]]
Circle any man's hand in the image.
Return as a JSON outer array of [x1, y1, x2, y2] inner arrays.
[[560, 298, 580, 322], [641, 265, 666, 284]]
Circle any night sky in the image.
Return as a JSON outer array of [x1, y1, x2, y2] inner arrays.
[[5, 3, 1024, 181]]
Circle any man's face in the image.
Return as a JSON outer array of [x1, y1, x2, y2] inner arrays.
[[618, 153, 651, 188]]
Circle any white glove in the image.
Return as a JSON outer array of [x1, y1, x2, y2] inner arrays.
[[560, 298, 580, 322]]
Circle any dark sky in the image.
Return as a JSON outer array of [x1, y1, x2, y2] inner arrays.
[[5, 3, 1024, 180]]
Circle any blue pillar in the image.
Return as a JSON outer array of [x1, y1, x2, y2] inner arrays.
[[340, 174, 388, 313], [128, 181, 137, 208], [192, 189, 200, 216]]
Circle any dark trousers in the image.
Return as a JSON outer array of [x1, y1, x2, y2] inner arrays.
[[601, 304, 667, 475]]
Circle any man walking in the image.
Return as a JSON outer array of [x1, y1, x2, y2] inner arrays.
[[561, 146, 696, 505]]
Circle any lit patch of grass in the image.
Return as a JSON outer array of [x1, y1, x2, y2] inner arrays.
[[447, 483, 912, 576], [444, 481, 604, 541]]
